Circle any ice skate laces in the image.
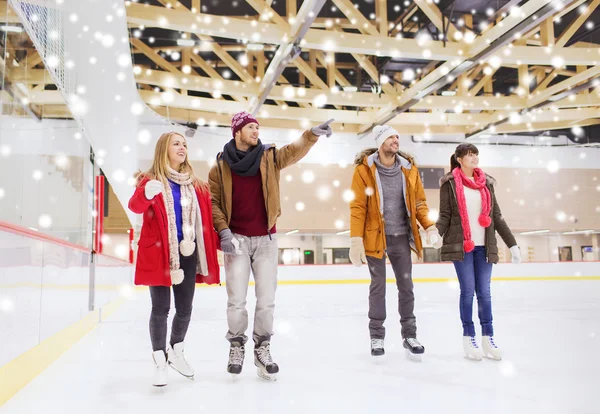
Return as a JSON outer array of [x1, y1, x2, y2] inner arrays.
[[229, 345, 244, 365], [487, 337, 498, 348], [371, 339, 384, 349], [406, 338, 422, 348], [256, 343, 274, 365], [469, 337, 479, 348]]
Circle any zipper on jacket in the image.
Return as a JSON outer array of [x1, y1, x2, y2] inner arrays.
[[217, 156, 229, 221], [449, 180, 465, 261], [265, 150, 272, 241], [485, 183, 492, 263]]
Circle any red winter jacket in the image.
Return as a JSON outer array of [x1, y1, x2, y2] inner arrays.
[[128, 176, 220, 286]]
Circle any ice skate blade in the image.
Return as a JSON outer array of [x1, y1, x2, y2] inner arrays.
[[168, 363, 194, 379], [405, 349, 422, 362], [152, 383, 167, 387], [483, 354, 502, 361], [256, 367, 277, 381], [464, 354, 483, 361]]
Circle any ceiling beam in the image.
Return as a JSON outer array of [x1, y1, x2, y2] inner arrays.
[[248, 0, 326, 114], [359, 0, 574, 134], [246, 0, 291, 31], [555, 0, 600, 47], [413, 0, 459, 40], [529, 66, 600, 107], [331, 0, 380, 36], [126, 2, 600, 66]]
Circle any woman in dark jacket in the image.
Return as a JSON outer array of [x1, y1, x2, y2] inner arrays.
[[436, 143, 521, 361]]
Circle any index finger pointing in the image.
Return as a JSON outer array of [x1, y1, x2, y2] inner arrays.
[[321, 118, 335, 127]]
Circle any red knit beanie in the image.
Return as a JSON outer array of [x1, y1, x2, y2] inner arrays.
[[231, 111, 259, 137]]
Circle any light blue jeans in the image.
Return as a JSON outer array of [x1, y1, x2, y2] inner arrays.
[[224, 233, 278, 345]]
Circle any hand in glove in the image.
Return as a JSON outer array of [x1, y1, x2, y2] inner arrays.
[[219, 229, 241, 255], [426, 226, 443, 249], [144, 180, 163, 200], [349, 237, 367, 267], [510, 245, 521, 264], [311, 118, 334, 138]]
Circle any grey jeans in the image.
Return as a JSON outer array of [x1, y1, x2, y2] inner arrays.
[[224, 233, 278, 345], [366, 234, 417, 340]]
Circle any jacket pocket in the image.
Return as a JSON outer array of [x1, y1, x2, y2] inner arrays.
[[364, 227, 380, 253], [137, 237, 161, 272]]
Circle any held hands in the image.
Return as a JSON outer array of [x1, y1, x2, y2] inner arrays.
[[426, 226, 443, 249], [510, 245, 521, 264], [219, 229, 242, 255], [144, 180, 163, 200], [311, 118, 334, 138], [349, 237, 367, 267]]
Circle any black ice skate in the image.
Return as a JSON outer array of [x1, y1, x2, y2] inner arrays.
[[227, 340, 245, 376], [370, 338, 385, 356], [254, 340, 279, 381], [403, 338, 425, 361]]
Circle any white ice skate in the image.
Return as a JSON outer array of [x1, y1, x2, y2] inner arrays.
[[167, 342, 194, 379], [254, 341, 279, 381], [463, 336, 484, 361], [152, 350, 168, 387], [482, 336, 502, 361], [403, 338, 425, 362]]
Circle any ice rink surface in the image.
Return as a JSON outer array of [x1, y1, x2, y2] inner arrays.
[[2, 279, 599, 414]]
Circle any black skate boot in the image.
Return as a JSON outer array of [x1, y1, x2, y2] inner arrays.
[[370, 338, 385, 356], [227, 340, 245, 375], [254, 340, 279, 381], [403, 337, 425, 361]]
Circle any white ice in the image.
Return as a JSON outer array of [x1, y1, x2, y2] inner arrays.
[[2, 280, 599, 414]]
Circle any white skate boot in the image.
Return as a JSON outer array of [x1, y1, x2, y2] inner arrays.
[[167, 342, 194, 378], [463, 336, 484, 361], [152, 350, 168, 387], [482, 336, 502, 361]]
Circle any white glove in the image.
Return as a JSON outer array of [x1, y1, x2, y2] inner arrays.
[[310, 118, 334, 138], [144, 180, 163, 200], [349, 237, 367, 267], [426, 227, 443, 249], [510, 245, 521, 264]]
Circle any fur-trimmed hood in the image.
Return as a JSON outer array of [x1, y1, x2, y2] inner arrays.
[[439, 171, 497, 187], [354, 148, 417, 168]]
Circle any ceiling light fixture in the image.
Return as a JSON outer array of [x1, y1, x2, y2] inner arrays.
[[0, 25, 24, 33], [247, 43, 265, 51], [176, 39, 195, 47]]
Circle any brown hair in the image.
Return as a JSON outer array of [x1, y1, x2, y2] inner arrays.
[[450, 143, 479, 170]]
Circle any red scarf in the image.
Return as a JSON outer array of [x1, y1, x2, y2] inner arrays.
[[452, 167, 492, 253]]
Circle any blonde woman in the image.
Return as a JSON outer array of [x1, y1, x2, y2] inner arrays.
[[128, 132, 220, 386]]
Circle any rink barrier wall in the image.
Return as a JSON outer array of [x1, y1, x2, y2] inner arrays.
[[0, 297, 125, 407], [0, 221, 134, 406]]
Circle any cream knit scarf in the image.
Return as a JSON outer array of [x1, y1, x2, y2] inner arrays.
[[162, 167, 199, 284]]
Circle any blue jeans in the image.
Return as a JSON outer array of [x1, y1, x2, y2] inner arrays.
[[452, 246, 494, 337]]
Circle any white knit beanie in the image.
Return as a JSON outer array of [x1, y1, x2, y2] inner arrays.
[[372, 125, 400, 149]]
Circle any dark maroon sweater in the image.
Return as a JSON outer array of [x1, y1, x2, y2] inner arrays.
[[229, 170, 276, 237]]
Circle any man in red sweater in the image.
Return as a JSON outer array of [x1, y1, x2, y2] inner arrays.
[[209, 112, 333, 380]]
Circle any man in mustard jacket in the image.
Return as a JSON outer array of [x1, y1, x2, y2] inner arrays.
[[209, 111, 333, 380], [349, 125, 441, 359]]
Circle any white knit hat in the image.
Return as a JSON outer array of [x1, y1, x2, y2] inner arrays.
[[372, 125, 400, 149]]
